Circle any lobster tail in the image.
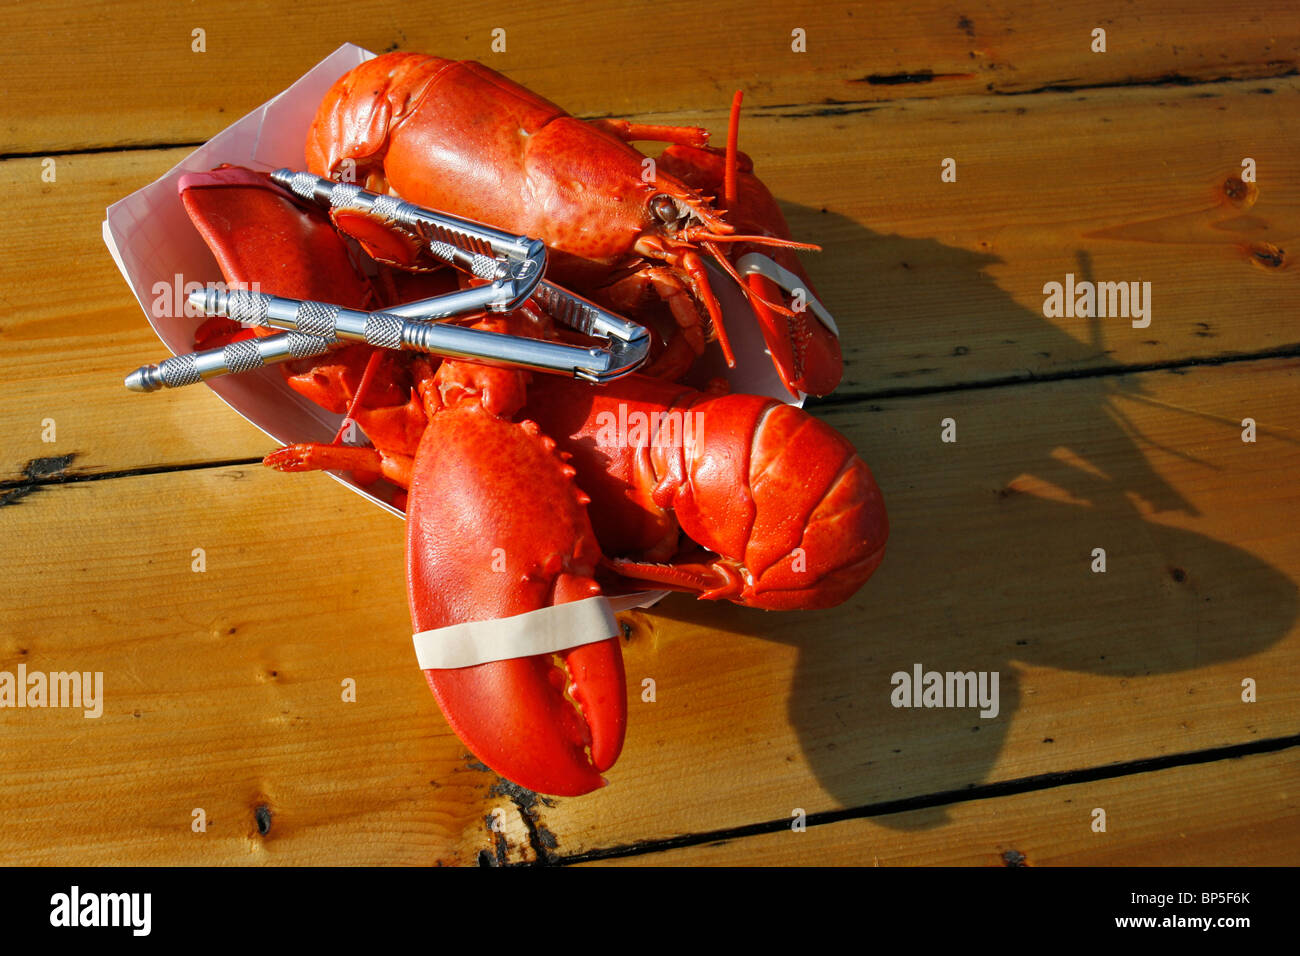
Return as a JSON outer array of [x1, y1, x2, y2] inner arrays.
[[520, 376, 888, 612], [741, 401, 889, 608], [660, 396, 888, 610]]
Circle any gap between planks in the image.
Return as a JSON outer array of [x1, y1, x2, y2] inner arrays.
[[4, 345, 1297, 490], [6, 64, 1298, 164], [545, 733, 1300, 866], [4, 0, 1298, 155]]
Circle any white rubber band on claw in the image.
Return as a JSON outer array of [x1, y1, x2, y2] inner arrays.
[[412, 595, 620, 670], [736, 252, 839, 338]]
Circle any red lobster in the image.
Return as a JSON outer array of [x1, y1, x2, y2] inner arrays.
[[306, 53, 843, 396], [173, 57, 886, 796]]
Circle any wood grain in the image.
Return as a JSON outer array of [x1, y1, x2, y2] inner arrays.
[[0, 147, 273, 485], [2, 1, 1297, 154], [2, 359, 1295, 863], [584, 746, 1300, 865], [0, 465, 537, 865], [519, 358, 1300, 859], [3, 77, 1298, 482]]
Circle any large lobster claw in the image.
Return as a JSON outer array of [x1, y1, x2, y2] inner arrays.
[[406, 369, 627, 796], [178, 164, 377, 315], [178, 168, 627, 796]]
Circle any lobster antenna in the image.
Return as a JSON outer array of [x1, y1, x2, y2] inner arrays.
[[712, 89, 820, 253], [690, 232, 820, 251], [331, 349, 387, 445], [698, 244, 736, 366], [702, 240, 803, 321], [725, 90, 743, 210]]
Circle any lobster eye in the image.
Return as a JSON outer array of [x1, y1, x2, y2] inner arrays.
[[650, 194, 680, 225]]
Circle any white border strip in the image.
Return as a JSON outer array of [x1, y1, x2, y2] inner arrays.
[[736, 252, 839, 338], [412, 595, 619, 670]]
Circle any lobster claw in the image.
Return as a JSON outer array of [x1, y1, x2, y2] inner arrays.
[[178, 164, 376, 311], [405, 399, 627, 796], [414, 641, 627, 796]]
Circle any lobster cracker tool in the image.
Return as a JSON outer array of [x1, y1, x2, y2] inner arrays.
[[123, 169, 651, 392]]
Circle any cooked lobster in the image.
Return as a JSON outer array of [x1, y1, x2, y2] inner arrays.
[[172, 52, 887, 796], [306, 53, 843, 396]]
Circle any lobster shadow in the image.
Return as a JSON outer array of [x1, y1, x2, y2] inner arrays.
[[648, 209, 1298, 829]]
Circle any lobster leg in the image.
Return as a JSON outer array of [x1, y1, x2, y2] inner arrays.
[[588, 119, 710, 148], [658, 144, 844, 396], [263, 443, 414, 489]]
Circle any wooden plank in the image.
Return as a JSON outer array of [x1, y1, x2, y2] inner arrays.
[[2, 0, 1297, 871], [792, 78, 1300, 396], [524, 358, 1300, 858], [3, 1, 1297, 154], [585, 746, 1300, 865], [2, 359, 1296, 863], [4, 76, 1299, 481], [0, 465, 542, 865], [0, 147, 276, 484]]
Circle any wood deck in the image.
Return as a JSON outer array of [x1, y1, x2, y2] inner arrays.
[[1, 0, 1297, 865]]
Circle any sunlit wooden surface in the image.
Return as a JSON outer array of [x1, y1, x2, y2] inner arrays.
[[1, 0, 1297, 865]]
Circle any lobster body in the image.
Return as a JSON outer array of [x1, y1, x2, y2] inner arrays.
[[309, 56, 668, 283], [306, 53, 843, 395]]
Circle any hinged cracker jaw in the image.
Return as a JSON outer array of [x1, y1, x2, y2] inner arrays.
[[271, 168, 547, 314]]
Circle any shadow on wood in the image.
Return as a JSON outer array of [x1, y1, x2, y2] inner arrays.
[[648, 207, 1299, 827]]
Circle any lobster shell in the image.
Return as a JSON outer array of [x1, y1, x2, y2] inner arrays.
[[306, 52, 844, 396]]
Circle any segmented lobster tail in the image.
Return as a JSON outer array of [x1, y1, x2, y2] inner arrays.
[[601, 394, 887, 610], [669, 396, 887, 609], [520, 375, 888, 611]]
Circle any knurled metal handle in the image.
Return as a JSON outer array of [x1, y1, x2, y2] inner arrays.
[[184, 288, 644, 381], [123, 331, 332, 392]]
